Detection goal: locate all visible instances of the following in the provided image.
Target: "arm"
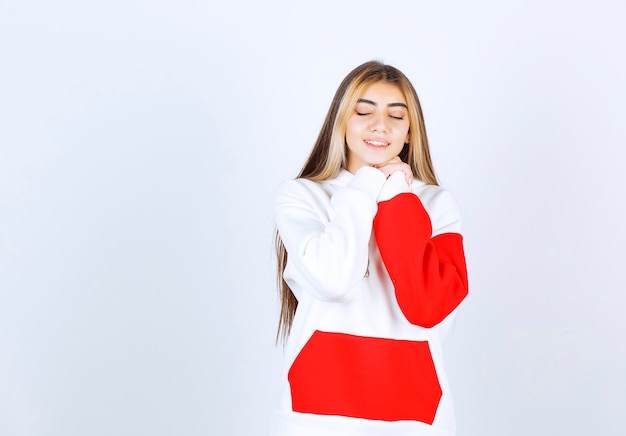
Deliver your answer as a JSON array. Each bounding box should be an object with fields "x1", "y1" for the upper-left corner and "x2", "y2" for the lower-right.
[
  {"x1": 275, "y1": 166, "x2": 386, "y2": 302},
  {"x1": 373, "y1": 189, "x2": 468, "y2": 328}
]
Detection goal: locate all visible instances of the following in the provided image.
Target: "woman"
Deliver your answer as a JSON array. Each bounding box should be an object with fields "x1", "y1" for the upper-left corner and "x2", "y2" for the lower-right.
[{"x1": 272, "y1": 60, "x2": 468, "y2": 436}]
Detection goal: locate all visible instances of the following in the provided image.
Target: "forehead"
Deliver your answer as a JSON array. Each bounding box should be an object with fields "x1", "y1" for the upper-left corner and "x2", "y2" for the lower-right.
[{"x1": 359, "y1": 81, "x2": 407, "y2": 104}]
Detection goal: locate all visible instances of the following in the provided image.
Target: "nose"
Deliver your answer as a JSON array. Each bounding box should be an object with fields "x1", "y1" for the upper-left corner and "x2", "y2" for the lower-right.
[{"x1": 370, "y1": 112, "x2": 388, "y2": 133}]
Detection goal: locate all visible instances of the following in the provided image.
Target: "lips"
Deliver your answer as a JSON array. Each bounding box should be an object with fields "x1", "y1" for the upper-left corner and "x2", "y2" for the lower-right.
[{"x1": 364, "y1": 138, "x2": 390, "y2": 148}]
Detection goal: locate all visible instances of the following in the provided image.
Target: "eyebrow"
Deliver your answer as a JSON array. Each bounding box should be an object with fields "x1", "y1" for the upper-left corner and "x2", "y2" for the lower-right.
[{"x1": 357, "y1": 98, "x2": 408, "y2": 109}]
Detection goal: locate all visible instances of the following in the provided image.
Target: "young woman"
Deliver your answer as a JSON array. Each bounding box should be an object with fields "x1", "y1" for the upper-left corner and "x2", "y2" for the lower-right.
[{"x1": 272, "y1": 61, "x2": 469, "y2": 436}]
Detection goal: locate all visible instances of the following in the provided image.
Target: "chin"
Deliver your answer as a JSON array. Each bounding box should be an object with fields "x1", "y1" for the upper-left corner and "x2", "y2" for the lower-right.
[{"x1": 368, "y1": 154, "x2": 394, "y2": 166}]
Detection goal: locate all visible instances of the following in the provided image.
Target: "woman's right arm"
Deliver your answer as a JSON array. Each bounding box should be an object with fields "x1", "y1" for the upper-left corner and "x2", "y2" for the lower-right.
[{"x1": 274, "y1": 166, "x2": 386, "y2": 302}]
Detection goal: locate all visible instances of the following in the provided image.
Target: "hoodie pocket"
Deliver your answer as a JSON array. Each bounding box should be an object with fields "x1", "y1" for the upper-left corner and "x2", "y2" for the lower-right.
[{"x1": 288, "y1": 330, "x2": 442, "y2": 424}]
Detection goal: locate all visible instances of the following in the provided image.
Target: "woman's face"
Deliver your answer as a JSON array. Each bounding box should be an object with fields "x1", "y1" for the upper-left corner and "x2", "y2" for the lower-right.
[{"x1": 345, "y1": 81, "x2": 410, "y2": 173}]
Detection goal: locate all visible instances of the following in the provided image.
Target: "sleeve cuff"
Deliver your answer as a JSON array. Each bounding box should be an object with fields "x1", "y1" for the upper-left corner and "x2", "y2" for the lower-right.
[
  {"x1": 377, "y1": 171, "x2": 411, "y2": 202},
  {"x1": 347, "y1": 166, "x2": 387, "y2": 201}
]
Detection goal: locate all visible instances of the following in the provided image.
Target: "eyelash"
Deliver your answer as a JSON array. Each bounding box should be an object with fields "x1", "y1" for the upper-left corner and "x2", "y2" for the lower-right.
[{"x1": 356, "y1": 111, "x2": 404, "y2": 120}]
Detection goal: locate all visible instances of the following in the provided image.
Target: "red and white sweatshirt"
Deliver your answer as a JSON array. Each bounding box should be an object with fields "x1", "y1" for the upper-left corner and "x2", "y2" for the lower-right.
[{"x1": 272, "y1": 166, "x2": 468, "y2": 436}]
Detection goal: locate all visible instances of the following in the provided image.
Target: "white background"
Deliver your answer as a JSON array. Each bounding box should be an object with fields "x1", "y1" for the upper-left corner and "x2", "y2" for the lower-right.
[{"x1": 1, "y1": 1, "x2": 625, "y2": 435}]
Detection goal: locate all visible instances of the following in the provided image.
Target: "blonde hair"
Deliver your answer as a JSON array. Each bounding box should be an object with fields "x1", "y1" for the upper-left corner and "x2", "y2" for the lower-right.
[{"x1": 275, "y1": 60, "x2": 438, "y2": 342}]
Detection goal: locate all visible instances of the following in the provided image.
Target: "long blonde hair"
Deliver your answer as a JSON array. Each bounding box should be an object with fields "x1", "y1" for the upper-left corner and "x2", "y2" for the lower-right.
[{"x1": 275, "y1": 60, "x2": 438, "y2": 342}]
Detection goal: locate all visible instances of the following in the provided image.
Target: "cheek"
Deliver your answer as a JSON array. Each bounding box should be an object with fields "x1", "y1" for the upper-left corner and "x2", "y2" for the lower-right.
[
  {"x1": 345, "y1": 120, "x2": 364, "y2": 142},
  {"x1": 395, "y1": 125, "x2": 410, "y2": 143},
  {"x1": 345, "y1": 136, "x2": 360, "y2": 152},
  {"x1": 346, "y1": 118, "x2": 363, "y2": 133}
]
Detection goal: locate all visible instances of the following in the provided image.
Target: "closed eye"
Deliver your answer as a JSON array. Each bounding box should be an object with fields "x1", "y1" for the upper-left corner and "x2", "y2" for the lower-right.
[{"x1": 390, "y1": 115, "x2": 405, "y2": 120}]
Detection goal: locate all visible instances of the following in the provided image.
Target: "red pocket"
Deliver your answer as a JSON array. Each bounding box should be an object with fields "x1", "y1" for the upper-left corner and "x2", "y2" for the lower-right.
[{"x1": 288, "y1": 331, "x2": 442, "y2": 424}]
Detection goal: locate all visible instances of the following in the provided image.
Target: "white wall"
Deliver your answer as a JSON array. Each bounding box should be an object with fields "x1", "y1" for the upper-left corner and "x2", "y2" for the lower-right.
[{"x1": 1, "y1": 1, "x2": 624, "y2": 435}]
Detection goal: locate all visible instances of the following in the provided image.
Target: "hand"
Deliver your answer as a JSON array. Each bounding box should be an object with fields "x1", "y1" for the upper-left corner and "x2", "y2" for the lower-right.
[{"x1": 373, "y1": 157, "x2": 413, "y2": 187}]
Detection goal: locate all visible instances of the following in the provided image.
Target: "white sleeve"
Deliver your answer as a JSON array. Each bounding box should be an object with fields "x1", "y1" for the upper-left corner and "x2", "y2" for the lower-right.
[{"x1": 274, "y1": 166, "x2": 386, "y2": 302}]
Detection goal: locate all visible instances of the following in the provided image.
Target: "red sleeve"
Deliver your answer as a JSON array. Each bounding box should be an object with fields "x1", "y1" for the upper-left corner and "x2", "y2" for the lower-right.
[{"x1": 373, "y1": 192, "x2": 468, "y2": 328}]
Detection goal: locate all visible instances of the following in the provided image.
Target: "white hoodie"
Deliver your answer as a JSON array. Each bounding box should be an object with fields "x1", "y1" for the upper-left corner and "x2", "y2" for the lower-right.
[{"x1": 272, "y1": 166, "x2": 468, "y2": 436}]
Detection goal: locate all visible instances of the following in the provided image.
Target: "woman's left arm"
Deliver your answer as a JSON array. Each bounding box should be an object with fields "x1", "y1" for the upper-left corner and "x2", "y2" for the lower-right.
[{"x1": 373, "y1": 188, "x2": 469, "y2": 328}]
